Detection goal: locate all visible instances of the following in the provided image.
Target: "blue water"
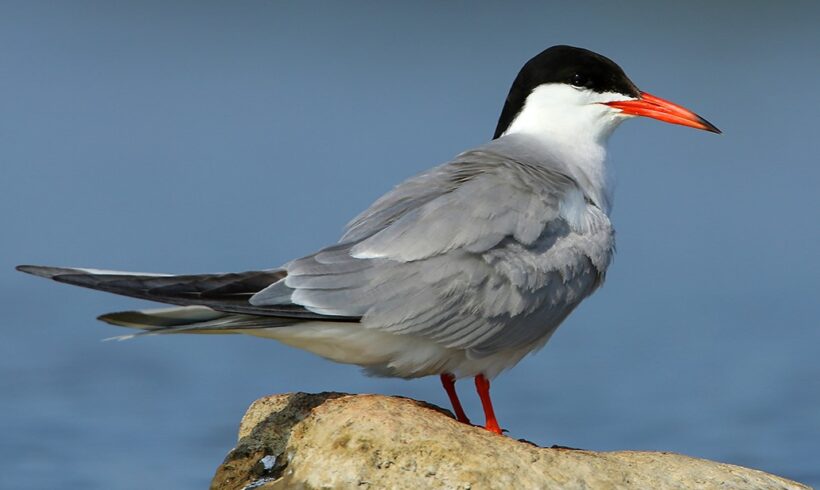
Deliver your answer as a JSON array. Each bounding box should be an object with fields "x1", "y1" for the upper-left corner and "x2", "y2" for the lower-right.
[{"x1": 2, "y1": 2, "x2": 818, "y2": 488}]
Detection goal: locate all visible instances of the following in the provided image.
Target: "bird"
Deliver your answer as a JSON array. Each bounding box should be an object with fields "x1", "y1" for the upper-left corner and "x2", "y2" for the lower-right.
[{"x1": 17, "y1": 45, "x2": 719, "y2": 435}]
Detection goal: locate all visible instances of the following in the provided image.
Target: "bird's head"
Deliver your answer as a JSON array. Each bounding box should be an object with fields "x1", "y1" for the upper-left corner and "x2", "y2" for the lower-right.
[{"x1": 494, "y1": 45, "x2": 720, "y2": 143}]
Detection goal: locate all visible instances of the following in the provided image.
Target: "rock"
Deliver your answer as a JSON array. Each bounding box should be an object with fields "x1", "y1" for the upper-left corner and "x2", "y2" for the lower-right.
[{"x1": 211, "y1": 392, "x2": 809, "y2": 490}]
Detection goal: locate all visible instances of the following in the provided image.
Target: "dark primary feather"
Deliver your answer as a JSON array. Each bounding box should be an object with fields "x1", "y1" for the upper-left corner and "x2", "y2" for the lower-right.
[{"x1": 15, "y1": 265, "x2": 359, "y2": 322}]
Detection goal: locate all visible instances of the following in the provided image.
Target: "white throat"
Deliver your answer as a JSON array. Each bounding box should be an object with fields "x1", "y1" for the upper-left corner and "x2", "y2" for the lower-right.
[{"x1": 501, "y1": 84, "x2": 634, "y2": 213}]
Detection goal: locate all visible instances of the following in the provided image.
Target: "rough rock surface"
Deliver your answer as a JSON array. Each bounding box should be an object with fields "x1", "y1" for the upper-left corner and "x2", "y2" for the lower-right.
[{"x1": 210, "y1": 392, "x2": 809, "y2": 490}]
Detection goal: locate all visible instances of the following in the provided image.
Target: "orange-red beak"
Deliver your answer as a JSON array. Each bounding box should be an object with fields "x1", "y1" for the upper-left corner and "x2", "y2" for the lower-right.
[{"x1": 606, "y1": 92, "x2": 721, "y2": 134}]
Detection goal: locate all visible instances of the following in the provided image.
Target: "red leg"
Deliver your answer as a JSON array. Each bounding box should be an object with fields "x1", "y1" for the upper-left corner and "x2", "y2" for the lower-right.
[
  {"x1": 440, "y1": 373, "x2": 471, "y2": 424},
  {"x1": 475, "y1": 374, "x2": 502, "y2": 434}
]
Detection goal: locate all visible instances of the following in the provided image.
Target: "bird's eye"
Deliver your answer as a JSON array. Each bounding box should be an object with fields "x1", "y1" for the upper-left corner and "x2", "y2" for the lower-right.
[{"x1": 570, "y1": 73, "x2": 590, "y2": 88}]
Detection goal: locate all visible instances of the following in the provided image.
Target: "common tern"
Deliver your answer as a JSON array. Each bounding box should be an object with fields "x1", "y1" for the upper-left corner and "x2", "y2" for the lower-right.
[{"x1": 18, "y1": 45, "x2": 719, "y2": 434}]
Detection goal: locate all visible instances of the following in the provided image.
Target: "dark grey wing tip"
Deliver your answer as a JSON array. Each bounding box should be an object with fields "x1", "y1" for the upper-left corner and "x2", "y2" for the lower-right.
[
  {"x1": 16, "y1": 264, "x2": 70, "y2": 279},
  {"x1": 96, "y1": 311, "x2": 163, "y2": 329},
  {"x1": 97, "y1": 312, "x2": 121, "y2": 325}
]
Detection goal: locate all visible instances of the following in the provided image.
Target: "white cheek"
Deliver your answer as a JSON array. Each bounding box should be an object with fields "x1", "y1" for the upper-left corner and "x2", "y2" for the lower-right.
[{"x1": 503, "y1": 84, "x2": 635, "y2": 141}]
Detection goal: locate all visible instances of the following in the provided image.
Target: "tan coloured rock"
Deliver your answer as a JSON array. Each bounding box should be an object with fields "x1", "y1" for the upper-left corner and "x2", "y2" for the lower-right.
[{"x1": 210, "y1": 392, "x2": 809, "y2": 490}]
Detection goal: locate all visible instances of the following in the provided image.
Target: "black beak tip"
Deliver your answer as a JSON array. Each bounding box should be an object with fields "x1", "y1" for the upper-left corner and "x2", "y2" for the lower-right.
[{"x1": 699, "y1": 115, "x2": 722, "y2": 134}]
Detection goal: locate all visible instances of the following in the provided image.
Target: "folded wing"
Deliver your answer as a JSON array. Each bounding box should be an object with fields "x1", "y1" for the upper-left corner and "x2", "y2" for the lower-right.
[{"x1": 252, "y1": 143, "x2": 613, "y2": 356}]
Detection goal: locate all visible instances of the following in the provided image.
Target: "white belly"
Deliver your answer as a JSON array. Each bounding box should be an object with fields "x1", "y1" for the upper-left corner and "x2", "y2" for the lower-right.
[{"x1": 244, "y1": 321, "x2": 553, "y2": 380}]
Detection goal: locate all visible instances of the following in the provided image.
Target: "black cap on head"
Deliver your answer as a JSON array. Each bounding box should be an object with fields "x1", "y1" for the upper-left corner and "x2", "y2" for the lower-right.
[{"x1": 493, "y1": 45, "x2": 640, "y2": 139}]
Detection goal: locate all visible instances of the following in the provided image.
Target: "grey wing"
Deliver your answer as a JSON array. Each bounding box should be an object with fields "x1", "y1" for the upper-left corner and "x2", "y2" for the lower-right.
[{"x1": 252, "y1": 145, "x2": 614, "y2": 356}]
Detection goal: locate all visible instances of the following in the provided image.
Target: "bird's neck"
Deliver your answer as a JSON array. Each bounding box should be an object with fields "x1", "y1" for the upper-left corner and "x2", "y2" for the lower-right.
[
  {"x1": 496, "y1": 85, "x2": 630, "y2": 213},
  {"x1": 500, "y1": 128, "x2": 615, "y2": 214}
]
